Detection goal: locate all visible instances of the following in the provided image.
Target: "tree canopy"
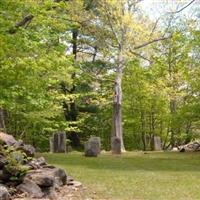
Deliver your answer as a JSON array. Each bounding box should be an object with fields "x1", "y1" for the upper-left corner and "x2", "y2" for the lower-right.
[{"x1": 0, "y1": 0, "x2": 199, "y2": 151}]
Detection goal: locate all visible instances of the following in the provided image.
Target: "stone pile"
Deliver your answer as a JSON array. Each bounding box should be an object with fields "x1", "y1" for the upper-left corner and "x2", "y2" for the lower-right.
[
  {"x1": 0, "y1": 132, "x2": 81, "y2": 200},
  {"x1": 179, "y1": 140, "x2": 200, "y2": 152}
]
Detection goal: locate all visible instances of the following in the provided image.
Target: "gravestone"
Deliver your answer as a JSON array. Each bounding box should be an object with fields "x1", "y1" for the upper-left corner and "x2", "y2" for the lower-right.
[
  {"x1": 153, "y1": 136, "x2": 162, "y2": 151},
  {"x1": 50, "y1": 132, "x2": 66, "y2": 153},
  {"x1": 84, "y1": 137, "x2": 101, "y2": 157},
  {"x1": 49, "y1": 137, "x2": 53, "y2": 153},
  {"x1": 111, "y1": 137, "x2": 121, "y2": 154}
]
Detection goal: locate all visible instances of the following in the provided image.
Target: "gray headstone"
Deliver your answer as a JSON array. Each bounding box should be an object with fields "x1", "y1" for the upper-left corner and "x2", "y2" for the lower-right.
[
  {"x1": 58, "y1": 132, "x2": 66, "y2": 153},
  {"x1": 153, "y1": 136, "x2": 162, "y2": 151},
  {"x1": 84, "y1": 137, "x2": 101, "y2": 157},
  {"x1": 111, "y1": 137, "x2": 121, "y2": 154},
  {"x1": 89, "y1": 137, "x2": 101, "y2": 154},
  {"x1": 53, "y1": 133, "x2": 59, "y2": 152},
  {"x1": 49, "y1": 137, "x2": 53, "y2": 153},
  {"x1": 51, "y1": 132, "x2": 66, "y2": 153}
]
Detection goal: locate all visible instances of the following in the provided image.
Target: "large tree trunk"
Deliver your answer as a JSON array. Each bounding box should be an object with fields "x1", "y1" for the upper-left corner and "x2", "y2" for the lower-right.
[
  {"x1": 61, "y1": 28, "x2": 80, "y2": 147},
  {"x1": 112, "y1": 53, "x2": 125, "y2": 152},
  {"x1": 140, "y1": 111, "x2": 146, "y2": 151},
  {"x1": 168, "y1": 43, "x2": 177, "y2": 148},
  {"x1": 170, "y1": 99, "x2": 176, "y2": 147}
]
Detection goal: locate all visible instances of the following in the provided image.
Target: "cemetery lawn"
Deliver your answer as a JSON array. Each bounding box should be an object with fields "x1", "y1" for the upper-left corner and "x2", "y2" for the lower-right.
[{"x1": 41, "y1": 151, "x2": 200, "y2": 200}]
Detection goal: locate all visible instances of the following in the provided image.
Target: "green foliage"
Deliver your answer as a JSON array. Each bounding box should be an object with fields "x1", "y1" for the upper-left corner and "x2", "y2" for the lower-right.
[
  {"x1": 123, "y1": 24, "x2": 200, "y2": 150},
  {"x1": 0, "y1": 0, "x2": 200, "y2": 151},
  {"x1": 0, "y1": 0, "x2": 74, "y2": 147},
  {"x1": 0, "y1": 145, "x2": 30, "y2": 180}
]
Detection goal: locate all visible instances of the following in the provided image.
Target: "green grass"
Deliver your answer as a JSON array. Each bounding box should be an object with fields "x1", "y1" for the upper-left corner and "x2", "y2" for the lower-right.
[{"x1": 40, "y1": 151, "x2": 200, "y2": 200}]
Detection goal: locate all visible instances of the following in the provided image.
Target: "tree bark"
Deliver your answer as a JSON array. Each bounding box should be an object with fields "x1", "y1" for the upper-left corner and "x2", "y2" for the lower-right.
[
  {"x1": 170, "y1": 99, "x2": 176, "y2": 147},
  {"x1": 140, "y1": 111, "x2": 146, "y2": 151},
  {"x1": 61, "y1": 28, "x2": 80, "y2": 147},
  {"x1": 112, "y1": 51, "x2": 125, "y2": 152}
]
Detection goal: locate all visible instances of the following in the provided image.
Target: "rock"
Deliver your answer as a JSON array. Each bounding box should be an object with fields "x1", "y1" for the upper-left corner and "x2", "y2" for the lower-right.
[
  {"x1": 35, "y1": 157, "x2": 46, "y2": 166},
  {"x1": 172, "y1": 147, "x2": 178, "y2": 151},
  {"x1": 41, "y1": 186, "x2": 56, "y2": 199},
  {"x1": 0, "y1": 132, "x2": 17, "y2": 146},
  {"x1": 67, "y1": 180, "x2": 82, "y2": 187},
  {"x1": 180, "y1": 148, "x2": 185, "y2": 152},
  {"x1": 67, "y1": 176, "x2": 74, "y2": 182},
  {"x1": 111, "y1": 137, "x2": 121, "y2": 154},
  {"x1": 17, "y1": 144, "x2": 35, "y2": 157},
  {"x1": 66, "y1": 176, "x2": 74, "y2": 185},
  {"x1": 25, "y1": 171, "x2": 55, "y2": 187},
  {"x1": 101, "y1": 150, "x2": 106, "y2": 154},
  {"x1": 42, "y1": 165, "x2": 56, "y2": 169},
  {"x1": 0, "y1": 185, "x2": 10, "y2": 200},
  {"x1": 152, "y1": 136, "x2": 162, "y2": 151},
  {"x1": 13, "y1": 140, "x2": 24, "y2": 148},
  {"x1": 17, "y1": 179, "x2": 44, "y2": 198},
  {"x1": 0, "y1": 169, "x2": 11, "y2": 182},
  {"x1": 84, "y1": 137, "x2": 101, "y2": 157},
  {"x1": 0, "y1": 155, "x2": 7, "y2": 169},
  {"x1": 25, "y1": 167, "x2": 67, "y2": 187},
  {"x1": 179, "y1": 140, "x2": 200, "y2": 152},
  {"x1": 28, "y1": 157, "x2": 47, "y2": 169},
  {"x1": 52, "y1": 168, "x2": 67, "y2": 186}
]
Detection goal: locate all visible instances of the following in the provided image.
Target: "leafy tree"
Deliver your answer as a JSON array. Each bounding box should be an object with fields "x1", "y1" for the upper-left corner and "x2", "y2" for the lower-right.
[{"x1": 0, "y1": 0, "x2": 74, "y2": 149}]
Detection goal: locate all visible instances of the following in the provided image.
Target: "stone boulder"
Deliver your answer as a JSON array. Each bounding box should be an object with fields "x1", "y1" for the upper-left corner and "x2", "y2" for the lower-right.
[
  {"x1": 28, "y1": 157, "x2": 47, "y2": 169},
  {"x1": 0, "y1": 133, "x2": 70, "y2": 199},
  {"x1": 0, "y1": 132, "x2": 17, "y2": 146},
  {"x1": 52, "y1": 168, "x2": 67, "y2": 186},
  {"x1": 111, "y1": 137, "x2": 121, "y2": 154},
  {"x1": 0, "y1": 155, "x2": 7, "y2": 169},
  {"x1": 179, "y1": 140, "x2": 200, "y2": 152},
  {"x1": 13, "y1": 140, "x2": 24, "y2": 148},
  {"x1": 17, "y1": 144, "x2": 35, "y2": 157},
  {"x1": 16, "y1": 167, "x2": 67, "y2": 198},
  {"x1": 0, "y1": 185, "x2": 10, "y2": 200},
  {"x1": 25, "y1": 170, "x2": 55, "y2": 187},
  {"x1": 17, "y1": 179, "x2": 44, "y2": 198},
  {"x1": 0, "y1": 132, "x2": 35, "y2": 157},
  {"x1": 25, "y1": 167, "x2": 67, "y2": 187},
  {"x1": 0, "y1": 169, "x2": 12, "y2": 183}
]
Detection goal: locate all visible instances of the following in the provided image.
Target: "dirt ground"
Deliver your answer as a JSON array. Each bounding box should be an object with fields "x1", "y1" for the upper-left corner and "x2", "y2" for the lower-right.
[{"x1": 13, "y1": 185, "x2": 99, "y2": 200}]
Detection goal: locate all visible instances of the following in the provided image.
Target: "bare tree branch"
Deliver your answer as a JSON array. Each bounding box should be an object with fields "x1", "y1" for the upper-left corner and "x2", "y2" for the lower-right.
[
  {"x1": 9, "y1": 14, "x2": 34, "y2": 34},
  {"x1": 103, "y1": 3, "x2": 120, "y2": 46},
  {"x1": 134, "y1": 36, "x2": 171, "y2": 50},
  {"x1": 169, "y1": 0, "x2": 195, "y2": 14},
  {"x1": 15, "y1": 14, "x2": 34, "y2": 28},
  {"x1": 130, "y1": 51, "x2": 153, "y2": 63},
  {"x1": 149, "y1": 17, "x2": 160, "y2": 38}
]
